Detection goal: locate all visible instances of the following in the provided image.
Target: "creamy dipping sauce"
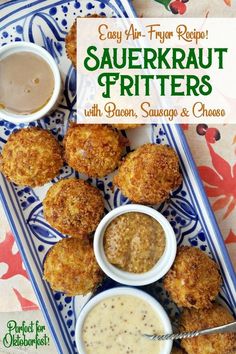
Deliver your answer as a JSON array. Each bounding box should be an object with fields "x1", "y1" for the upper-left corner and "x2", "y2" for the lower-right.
[
  {"x1": 0, "y1": 52, "x2": 54, "y2": 115},
  {"x1": 82, "y1": 295, "x2": 164, "y2": 354},
  {"x1": 104, "y1": 212, "x2": 166, "y2": 273}
]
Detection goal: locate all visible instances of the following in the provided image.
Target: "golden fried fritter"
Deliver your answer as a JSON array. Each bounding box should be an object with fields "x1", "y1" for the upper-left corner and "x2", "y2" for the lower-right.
[
  {"x1": 112, "y1": 124, "x2": 141, "y2": 130},
  {"x1": 64, "y1": 124, "x2": 126, "y2": 177},
  {"x1": 171, "y1": 347, "x2": 186, "y2": 354},
  {"x1": 113, "y1": 143, "x2": 182, "y2": 205},
  {"x1": 65, "y1": 19, "x2": 77, "y2": 67},
  {"x1": 43, "y1": 237, "x2": 102, "y2": 295},
  {"x1": 164, "y1": 246, "x2": 221, "y2": 309},
  {"x1": 43, "y1": 178, "x2": 104, "y2": 238},
  {"x1": 65, "y1": 15, "x2": 102, "y2": 68},
  {"x1": 0, "y1": 127, "x2": 63, "y2": 187},
  {"x1": 180, "y1": 303, "x2": 236, "y2": 354}
]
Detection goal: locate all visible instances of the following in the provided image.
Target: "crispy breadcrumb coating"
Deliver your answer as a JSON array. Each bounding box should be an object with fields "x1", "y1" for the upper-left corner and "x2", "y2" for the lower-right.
[
  {"x1": 43, "y1": 178, "x2": 104, "y2": 238},
  {"x1": 113, "y1": 143, "x2": 182, "y2": 205},
  {"x1": 43, "y1": 237, "x2": 103, "y2": 295},
  {"x1": 64, "y1": 124, "x2": 126, "y2": 177},
  {"x1": 111, "y1": 124, "x2": 141, "y2": 130},
  {"x1": 65, "y1": 20, "x2": 77, "y2": 67},
  {"x1": 0, "y1": 127, "x2": 63, "y2": 187},
  {"x1": 180, "y1": 303, "x2": 236, "y2": 354},
  {"x1": 164, "y1": 246, "x2": 221, "y2": 309},
  {"x1": 65, "y1": 15, "x2": 102, "y2": 68}
]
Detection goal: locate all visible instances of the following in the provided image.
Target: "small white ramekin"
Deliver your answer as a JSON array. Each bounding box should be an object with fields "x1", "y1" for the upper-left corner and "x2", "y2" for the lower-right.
[
  {"x1": 94, "y1": 204, "x2": 177, "y2": 286},
  {"x1": 75, "y1": 287, "x2": 173, "y2": 354},
  {"x1": 0, "y1": 42, "x2": 62, "y2": 123}
]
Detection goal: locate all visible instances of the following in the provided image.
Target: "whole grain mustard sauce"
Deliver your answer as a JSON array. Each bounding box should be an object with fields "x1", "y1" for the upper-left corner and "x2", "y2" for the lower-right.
[
  {"x1": 0, "y1": 52, "x2": 54, "y2": 115},
  {"x1": 104, "y1": 212, "x2": 166, "y2": 273},
  {"x1": 82, "y1": 295, "x2": 164, "y2": 354}
]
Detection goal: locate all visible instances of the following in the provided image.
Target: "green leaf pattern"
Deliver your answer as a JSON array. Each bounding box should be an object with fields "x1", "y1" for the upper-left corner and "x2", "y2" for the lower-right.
[{"x1": 154, "y1": 0, "x2": 171, "y2": 10}]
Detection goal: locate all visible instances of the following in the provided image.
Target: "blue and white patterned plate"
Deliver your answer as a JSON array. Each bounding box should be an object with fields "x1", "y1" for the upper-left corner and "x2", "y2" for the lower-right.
[{"x1": 0, "y1": 1, "x2": 235, "y2": 353}]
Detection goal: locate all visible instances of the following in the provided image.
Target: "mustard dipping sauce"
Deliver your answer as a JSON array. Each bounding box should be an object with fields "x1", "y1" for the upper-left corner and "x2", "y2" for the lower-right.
[
  {"x1": 82, "y1": 295, "x2": 164, "y2": 354},
  {"x1": 0, "y1": 52, "x2": 54, "y2": 115},
  {"x1": 104, "y1": 212, "x2": 166, "y2": 273}
]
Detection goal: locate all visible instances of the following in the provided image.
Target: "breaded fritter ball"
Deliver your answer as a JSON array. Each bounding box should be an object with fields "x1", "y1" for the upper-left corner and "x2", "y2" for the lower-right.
[
  {"x1": 180, "y1": 303, "x2": 236, "y2": 354},
  {"x1": 44, "y1": 237, "x2": 102, "y2": 295},
  {"x1": 0, "y1": 127, "x2": 63, "y2": 187},
  {"x1": 65, "y1": 15, "x2": 101, "y2": 68},
  {"x1": 43, "y1": 178, "x2": 104, "y2": 238},
  {"x1": 64, "y1": 124, "x2": 125, "y2": 177},
  {"x1": 112, "y1": 124, "x2": 141, "y2": 130},
  {"x1": 113, "y1": 143, "x2": 182, "y2": 205},
  {"x1": 164, "y1": 246, "x2": 221, "y2": 309}
]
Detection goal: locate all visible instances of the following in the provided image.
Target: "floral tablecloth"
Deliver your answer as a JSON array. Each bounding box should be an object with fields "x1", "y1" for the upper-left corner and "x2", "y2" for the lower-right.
[{"x1": 0, "y1": 0, "x2": 236, "y2": 312}]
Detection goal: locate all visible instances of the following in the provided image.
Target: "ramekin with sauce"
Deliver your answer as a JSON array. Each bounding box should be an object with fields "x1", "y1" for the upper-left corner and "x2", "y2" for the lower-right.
[
  {"x1": 0, "y1": 42, "x2": 62, "y2": 123},
  {"x1": 75, "y1": 287, "x2": 173, "y2": 354},
  {"x1": 94, "y1": 204, "x2": 177, "y2": 286}
]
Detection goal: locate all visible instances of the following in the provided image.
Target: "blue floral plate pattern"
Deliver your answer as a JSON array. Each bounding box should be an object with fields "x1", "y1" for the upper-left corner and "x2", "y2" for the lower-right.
[{"x1": 0, "y1": 1, "x2": 235, "y2": 353}]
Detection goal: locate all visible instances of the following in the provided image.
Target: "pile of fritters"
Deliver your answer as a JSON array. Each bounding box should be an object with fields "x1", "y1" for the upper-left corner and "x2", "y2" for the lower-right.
[
  {"x1": 0, "y1": 122, "x2": 183, "y2": 297},
  {"x1": 65, "y1": 18, "x2": 235, "y2": 354},
  {"x1": 164, "y1": 246, "x2": 236, "y2": 354}
]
